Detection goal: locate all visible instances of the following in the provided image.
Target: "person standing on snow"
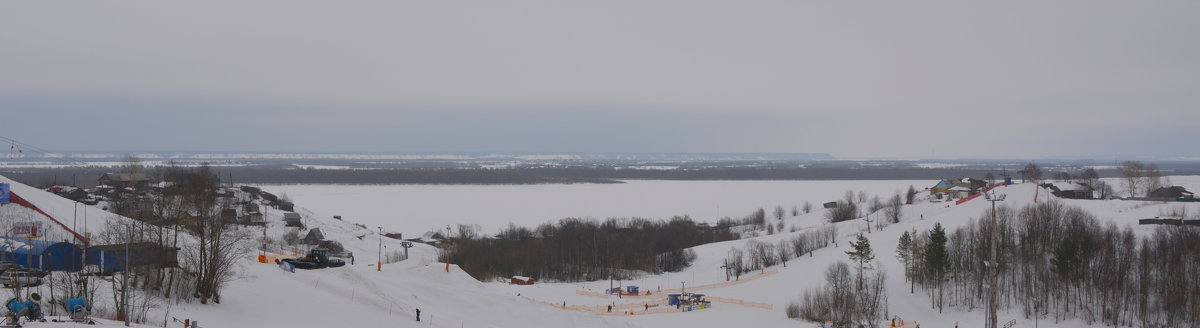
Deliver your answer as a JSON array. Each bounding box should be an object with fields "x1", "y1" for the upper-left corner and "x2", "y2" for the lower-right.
[{"x1": 415, "y1": 308, "x2": 421, "y2": 322}]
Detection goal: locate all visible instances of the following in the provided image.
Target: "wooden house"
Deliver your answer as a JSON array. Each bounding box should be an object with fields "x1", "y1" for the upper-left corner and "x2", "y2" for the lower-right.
[
  {"x1": 1044, "y1": 182, "x2": 1095, "y2": 199},
  {"x1": 283, "y1": 212, "x2": 304, "y2": 228},
  {"x1": 98, "y1": 173, "x2": 149, "y2": 188},
  {"x1": 1150, "y1": 186, "x2": 1195, "y2": 200}
]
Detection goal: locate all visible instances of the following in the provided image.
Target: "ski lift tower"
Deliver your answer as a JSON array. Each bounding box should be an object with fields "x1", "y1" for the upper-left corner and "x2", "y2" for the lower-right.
[{"x1": 984, "y1": 191, "x2": 1006, "y2": 328}]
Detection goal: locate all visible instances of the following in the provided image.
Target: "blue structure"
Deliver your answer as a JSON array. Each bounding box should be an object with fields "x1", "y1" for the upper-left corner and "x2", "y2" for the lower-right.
[
  {"x1": 626, "y1": 285, "x2": 640, "y2": 295},
  {"x1": 86, "y1": 242, "x2": 172, "y2": 272},
  {"x1": 0, "y1": 183, "x2": 10, "y2": 203},
  {"x1": 0, "y1": 237, "x2": 84, "y2": 271},
  {"x1": 667, "y1": 294, "x2": 682, "y2": 305},
  {"x1": 66, "y1": 298, "x2": 87, "y2": 314},
  {"x1": 1005, "y1": 177, "x2": 1013, "y2": 185},
  {"x1": 0, "y1": 238, "x2": 175, "y2": 272}
]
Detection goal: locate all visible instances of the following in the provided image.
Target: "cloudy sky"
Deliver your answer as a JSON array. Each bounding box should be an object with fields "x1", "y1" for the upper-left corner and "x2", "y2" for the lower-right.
[{"x1": 2, "y1": 1, "x2": 1197, "y2": 159}]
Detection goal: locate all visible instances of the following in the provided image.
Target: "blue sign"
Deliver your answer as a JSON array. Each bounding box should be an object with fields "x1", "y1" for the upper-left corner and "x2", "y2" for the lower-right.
[
  {"x1": 279, "y1": 260, "x2": 295, "y2": 273},
  {"x1": 0, "y1": 183, "x2": 10, "y2": 203}
]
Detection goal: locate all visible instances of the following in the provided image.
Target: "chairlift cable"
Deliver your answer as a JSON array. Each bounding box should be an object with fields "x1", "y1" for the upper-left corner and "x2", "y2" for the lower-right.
[{"x1": 0, "y1": 135, "x2": 90, "y2": 166}]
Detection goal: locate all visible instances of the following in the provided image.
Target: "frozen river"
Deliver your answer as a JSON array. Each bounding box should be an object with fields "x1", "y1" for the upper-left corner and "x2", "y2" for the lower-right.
[{"x1": 259, "y1": 179, "x2": 931, "y2": 237}]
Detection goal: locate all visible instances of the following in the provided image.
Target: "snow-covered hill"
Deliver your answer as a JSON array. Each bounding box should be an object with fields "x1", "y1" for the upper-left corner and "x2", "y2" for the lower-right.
[{"x1": 6, "y1": 175, "x2": 1199, "y2": 328}]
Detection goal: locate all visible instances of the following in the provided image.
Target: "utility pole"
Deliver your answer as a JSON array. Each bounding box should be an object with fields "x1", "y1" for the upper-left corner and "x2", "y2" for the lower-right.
[
  {"x1": 721, "y1": 259, "x2": 730, "y2": 281},
  {"x1": 985, "y1": 191, "x2": 1005, "y2": 328},
  {"x1": 377, "y1": 227, "x2": 383, "y2": 271},
  {"x1": 124, "y1": 222, "x2": 131, "y2": 327}
]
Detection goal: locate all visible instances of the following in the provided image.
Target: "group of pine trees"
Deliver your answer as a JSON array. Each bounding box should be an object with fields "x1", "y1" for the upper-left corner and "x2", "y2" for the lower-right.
[{"x1": 897, "y1": 201, "x2": 1200, "y2": 326}]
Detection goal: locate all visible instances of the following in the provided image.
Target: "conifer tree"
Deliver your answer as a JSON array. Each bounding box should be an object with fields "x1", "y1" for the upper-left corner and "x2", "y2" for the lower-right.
[
  {"x1": 846, "y1": 234, "x2": 875, "y2": 290},
  {"x1": 896, "y1": 231, "x2": 913, "y2": 283},
  {"x1": 925, "y1": 223, "x2": 949, "y2": 312}
]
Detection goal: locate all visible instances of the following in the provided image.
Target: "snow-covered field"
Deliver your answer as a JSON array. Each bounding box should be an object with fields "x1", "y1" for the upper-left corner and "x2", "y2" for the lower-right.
[{"x1": 258, "y1": 180, "x2": 931, "y2": 237}]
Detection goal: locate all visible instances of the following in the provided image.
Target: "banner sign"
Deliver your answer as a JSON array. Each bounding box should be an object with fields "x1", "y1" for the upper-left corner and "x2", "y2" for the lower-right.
[
  {"x1": 0, "y1": 183, "x2": 9, "y2": 203},
  {"x1": 11, "y1": 221, "x2": 43, "y2": 238},
  {"x1": 278, "y1": 260, "x2": 295, "y2": 273}
]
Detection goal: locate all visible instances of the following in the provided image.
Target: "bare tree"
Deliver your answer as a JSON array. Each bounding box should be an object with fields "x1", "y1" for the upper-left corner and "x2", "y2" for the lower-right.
[
  {"x1": 1020, "y1": 162, "x2": 1043, "y2": 183},
  {"x1": 1055, "y1": 171, "x2": 1072, "y2": 181},
  {"x1": 1119, "y1": 161, "x2": 1146, "y2": 197},
  {"x1": 776, "y1": 240, "x2": 792, "y2": 267},
  {"x1": 1080, "y1": 168, "x2": 1100, "y2": 188},
  {"x1": 795, "y1": 261, "x2": 888, "y2": 327},
  {"x1": 885, "y1": 193, "x2": 903, "y2": 223},
  {"x1": 869, "y1": 196, "x2": 883, "y2": 213},
  {"x1": 121, "y1": 154, "x2": 145, "y2": 176},
  {"x1": 727, "y1": 248, "x2": 746, "y2": 278},
  {"x1": 825, "y1": 193, "x2": 860, "y2": 223},
  {"x1": 1144, "y1": 163, "x2": 1164, "y2": 197}
]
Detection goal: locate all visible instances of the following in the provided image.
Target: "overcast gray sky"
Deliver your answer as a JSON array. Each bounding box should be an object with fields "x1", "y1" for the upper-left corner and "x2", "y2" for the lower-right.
[{"x1": 2, "y1": 0, "x2": 1197, "y2": 159}]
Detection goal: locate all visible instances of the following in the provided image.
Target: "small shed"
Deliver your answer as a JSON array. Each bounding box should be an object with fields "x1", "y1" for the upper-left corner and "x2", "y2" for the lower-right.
[
  {"x1": 1150, "y1": 186, "x2": 1195, "y2": 200},
  {"x1": 50, "y1": 186, "x2": 87, "y2": 201},
  {"x1": 948, "y1": 186, "x2": 972, "y2": 199},
  {"x1": 511, "y1": 276, "x2": 535, "y2": 285},
  {"x1": 822, "y1": 201, "x2": 837, "y2": 209},
  {"x1": 283, "y1": 212, "x2": 304, "y2": 227},
  {"x1": 220, "y1": 208, "x2": 239, "y2": 223},
  {"x1": 303, "y1": 228, "x2": 325, "y2": 245},
  {"x1": 1044, "y1": 182, "x2": 1094, "y2": 199},
  {"x1": 626, "y1": 285, "x2": 640, "y2": 295},
  {"x1": 241, "y1": 211, "x2": 264, "y2": 223},
  {"x1": 98, "y1": 173, "x2": 149, "y2": 188}
]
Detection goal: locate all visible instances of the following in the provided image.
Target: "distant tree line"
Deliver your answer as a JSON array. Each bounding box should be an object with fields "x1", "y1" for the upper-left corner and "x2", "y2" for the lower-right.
[
  {"x1": 520, "y1": 167, "x2": 1066, "y2": 181},
  {"x1": 439, "y1": 215, "x2": 738, "y2": 282},
  {"x1": 897, "y1": 201, "x2": 1200, "y2": 327},
  {"x1": 2, "y1": 166, "x2": 621, "y2": 188},
  {"x1": 16, "y1": 164, "x2": 1200, "y2": 187}
]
